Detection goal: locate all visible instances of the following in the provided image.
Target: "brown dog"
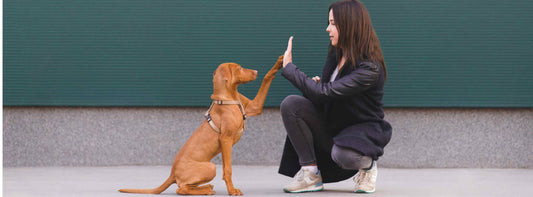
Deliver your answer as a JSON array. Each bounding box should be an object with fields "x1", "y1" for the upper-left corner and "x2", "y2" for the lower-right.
[{"x1": 119, "y1": 56, "x2": 283, "y2": 195}]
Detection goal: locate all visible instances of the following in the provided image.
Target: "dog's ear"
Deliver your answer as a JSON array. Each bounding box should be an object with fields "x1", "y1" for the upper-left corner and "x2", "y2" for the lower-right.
[
  {"x1": 223, "y1": 64, "x2": 233, "y2": 84},
  {"x1": 213, "y1": 64, "x2": 232, "y2": 85}
]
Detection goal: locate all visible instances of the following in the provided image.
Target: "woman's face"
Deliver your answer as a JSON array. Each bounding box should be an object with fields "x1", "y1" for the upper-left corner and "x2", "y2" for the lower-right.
[{"x1": 326, "y1": 9, "x2": 339, "y2": 46}]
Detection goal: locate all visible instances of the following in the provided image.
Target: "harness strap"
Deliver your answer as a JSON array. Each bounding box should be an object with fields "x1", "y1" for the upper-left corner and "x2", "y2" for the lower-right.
[
  {"x1": 213, "y1": 100, "x2": 240, "y2": 105},
  {"x1": 204, "y1": 100, "x2": 246, "y2": 134}
]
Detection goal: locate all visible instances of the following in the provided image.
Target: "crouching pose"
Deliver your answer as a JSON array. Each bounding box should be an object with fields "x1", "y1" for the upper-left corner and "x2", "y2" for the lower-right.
[{"x1": 278, "y1": 0, "x2": 392, "y2": 194}]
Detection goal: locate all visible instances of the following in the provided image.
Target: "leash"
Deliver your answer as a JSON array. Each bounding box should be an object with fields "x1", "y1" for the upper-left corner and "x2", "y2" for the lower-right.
[{"x1": 204, "y1": 100, "x2": 246, "y2": 134}]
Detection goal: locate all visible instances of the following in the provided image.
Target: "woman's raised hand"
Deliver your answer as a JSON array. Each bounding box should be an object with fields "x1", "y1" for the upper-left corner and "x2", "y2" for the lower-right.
[{"x1": 283, "y1": 36, "x2": 293, "y2": 68}]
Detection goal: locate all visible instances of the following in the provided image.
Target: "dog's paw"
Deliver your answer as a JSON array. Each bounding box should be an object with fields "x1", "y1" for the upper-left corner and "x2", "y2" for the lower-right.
[
  {"x1": 228, "y1": 188, "x2": 243, "y2": 196},
  {"x1": 275, "y1": 55, "x2": 284, "y2": 68},
  {"x1": 265, "y1": 55, "x2": 284, "y2": 79}
]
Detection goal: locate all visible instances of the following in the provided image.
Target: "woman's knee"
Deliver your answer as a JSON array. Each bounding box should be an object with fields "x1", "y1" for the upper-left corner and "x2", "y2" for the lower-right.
[
  {"x1": 331, "y1": 145, "x2": 372, "y2": 170},
  {"x1": 280, "y1": 95, "x2": 309, "y2": 115}
]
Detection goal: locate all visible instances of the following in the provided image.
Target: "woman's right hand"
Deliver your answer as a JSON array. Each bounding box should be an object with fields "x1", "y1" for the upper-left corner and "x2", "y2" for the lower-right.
[{"x1": 283, "y1": 36, "x2": 293, "y2": 68}]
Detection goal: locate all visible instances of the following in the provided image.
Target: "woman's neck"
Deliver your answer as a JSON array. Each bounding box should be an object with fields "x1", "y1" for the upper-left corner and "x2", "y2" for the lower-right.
[{"x1": 338, "y1": 56, "x2": 347, "y2": 70}]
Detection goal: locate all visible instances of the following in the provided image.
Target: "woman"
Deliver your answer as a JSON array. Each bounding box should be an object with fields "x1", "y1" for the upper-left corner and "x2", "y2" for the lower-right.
[{"x1": 278, "y1": 0, "x2": 392, "y2": 193}]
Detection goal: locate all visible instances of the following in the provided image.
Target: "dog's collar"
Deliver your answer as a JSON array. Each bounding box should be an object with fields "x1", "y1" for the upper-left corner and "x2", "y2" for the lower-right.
[
  {"x1": 204, "y1": 100, "x2": 246, "y2": 134},
  {"x1": 210, "y1": 100, "x2": 246, "y2": 120},
  {"x1": 212, "y1": 100, "x2": 241, "y2": 105}
]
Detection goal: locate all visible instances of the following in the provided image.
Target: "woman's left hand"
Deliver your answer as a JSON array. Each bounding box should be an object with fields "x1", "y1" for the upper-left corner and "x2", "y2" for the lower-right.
[{"x1": 283, "y1": 36, "x2": 293, "y2": 68}]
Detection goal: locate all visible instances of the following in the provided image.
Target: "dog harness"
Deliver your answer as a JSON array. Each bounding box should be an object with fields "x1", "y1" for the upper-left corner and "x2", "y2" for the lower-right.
[{"x1": 204, "y1": 100, "x2": 246, "y2": 134}]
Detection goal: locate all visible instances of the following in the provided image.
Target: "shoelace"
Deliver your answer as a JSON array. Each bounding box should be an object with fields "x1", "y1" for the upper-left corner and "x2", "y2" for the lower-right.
[{"x1": 355, "y1": 170, "x2": 369, "y2": 185}]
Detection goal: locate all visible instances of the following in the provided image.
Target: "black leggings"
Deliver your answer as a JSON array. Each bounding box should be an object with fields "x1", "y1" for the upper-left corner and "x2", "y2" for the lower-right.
[{"x1": 280, "y1": 95, "x2": 372, "y2": 170}]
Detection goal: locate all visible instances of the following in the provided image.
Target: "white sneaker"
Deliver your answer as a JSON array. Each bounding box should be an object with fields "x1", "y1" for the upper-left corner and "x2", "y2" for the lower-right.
[
  {"x1": 354, "y1": 161, "x2": 377, "y2": 193},
  {"x1": 283, "y1": 168, "x2": 324, "y2": 193}
]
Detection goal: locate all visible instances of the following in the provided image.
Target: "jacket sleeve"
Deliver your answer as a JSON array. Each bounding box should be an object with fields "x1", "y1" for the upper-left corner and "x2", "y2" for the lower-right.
[{"x1": 281, "y1": 61, "x2": 380, "y2": 103}]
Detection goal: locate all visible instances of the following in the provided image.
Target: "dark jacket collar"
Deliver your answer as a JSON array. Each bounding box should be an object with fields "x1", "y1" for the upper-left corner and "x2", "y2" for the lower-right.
[{"x1": 321, "y1": 49, "x2": 356, "y2": 82}]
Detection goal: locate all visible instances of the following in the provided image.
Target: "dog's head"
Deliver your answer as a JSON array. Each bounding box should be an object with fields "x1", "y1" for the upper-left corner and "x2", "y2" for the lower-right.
[{"x1": 213, "y1": 63, "x2": 258, "y2": 87}]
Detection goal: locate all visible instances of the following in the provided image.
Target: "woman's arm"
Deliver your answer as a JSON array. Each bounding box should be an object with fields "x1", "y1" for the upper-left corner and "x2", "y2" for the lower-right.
[
  {"x1": 281, "y1": 36, "x2": 379, "y2": 102},
  {"x1": 281, "y1": 61, "x2": 380, "y2": 102}
]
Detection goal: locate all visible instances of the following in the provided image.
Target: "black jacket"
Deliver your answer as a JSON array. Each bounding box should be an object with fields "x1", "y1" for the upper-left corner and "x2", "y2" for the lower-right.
[{"x1": 278, "y1": 52, "x2": 392, "y2": 183}]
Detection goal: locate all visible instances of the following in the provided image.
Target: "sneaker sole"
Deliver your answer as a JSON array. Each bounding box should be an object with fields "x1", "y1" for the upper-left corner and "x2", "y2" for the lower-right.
[
  {"x1": 284, "y1": 185, "x2": 324, "y2": 193},
  {"x1": 355, "y1": 189, "x2": 375, "y2": 193}
]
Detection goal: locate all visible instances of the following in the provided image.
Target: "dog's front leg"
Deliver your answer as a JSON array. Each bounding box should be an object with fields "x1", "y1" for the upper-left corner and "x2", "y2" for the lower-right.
[
  {"x1": 242, "y1": 55, "x2": 284, "y2": 117},
  {"x1": 220, "y1": 136, "x2": 242, "y2": 196}
]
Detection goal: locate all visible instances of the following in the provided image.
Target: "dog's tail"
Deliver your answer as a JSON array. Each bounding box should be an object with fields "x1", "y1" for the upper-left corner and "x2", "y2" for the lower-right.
[{"x1": 118, "y1": 174, "x2": 175, "y2": 194}]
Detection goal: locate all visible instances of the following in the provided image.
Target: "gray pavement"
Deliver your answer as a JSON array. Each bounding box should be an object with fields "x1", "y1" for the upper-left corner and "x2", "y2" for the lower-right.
[{"x1": 4, "y1": 165, "x2": 533, "y2": 197}]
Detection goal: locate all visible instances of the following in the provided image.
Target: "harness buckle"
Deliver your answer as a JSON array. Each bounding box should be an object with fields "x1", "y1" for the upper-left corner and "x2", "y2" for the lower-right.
[{"x1": 205, "y1": 114, "x2": 212, "y2": 122}]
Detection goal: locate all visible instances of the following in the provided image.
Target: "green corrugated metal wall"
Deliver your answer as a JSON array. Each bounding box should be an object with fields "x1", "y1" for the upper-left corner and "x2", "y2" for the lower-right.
[{"x1": 4, "y1": 0, "x2": 533, "y2": 107}]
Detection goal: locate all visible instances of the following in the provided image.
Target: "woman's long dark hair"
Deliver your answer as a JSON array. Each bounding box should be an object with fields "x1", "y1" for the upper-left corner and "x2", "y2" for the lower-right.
[{"x1": 328, "y1": 0, "x2": 387, "y2": 78}]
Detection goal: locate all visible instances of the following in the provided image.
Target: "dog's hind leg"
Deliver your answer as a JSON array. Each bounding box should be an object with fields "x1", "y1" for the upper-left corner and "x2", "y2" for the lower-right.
[
  {"x1": 177, "y1": 184, "x2": 215, "y2": 195},
  {"x1": 176, "y1": 162, "x2": 216, "y2": 195}
]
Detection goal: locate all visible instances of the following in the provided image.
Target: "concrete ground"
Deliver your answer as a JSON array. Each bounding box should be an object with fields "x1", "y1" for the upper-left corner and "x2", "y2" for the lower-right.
[{"x1": 4, "y1": 165, "x2": 533, "y2": 197}]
